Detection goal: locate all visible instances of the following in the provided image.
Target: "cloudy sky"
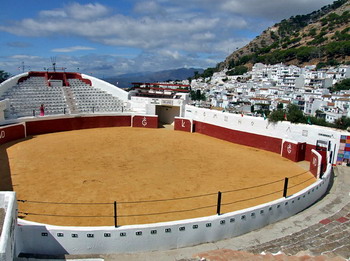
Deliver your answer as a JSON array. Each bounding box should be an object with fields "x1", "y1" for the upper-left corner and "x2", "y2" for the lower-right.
[{"x1": 0, "y1": 0, "x2": 334, "y2": 78}]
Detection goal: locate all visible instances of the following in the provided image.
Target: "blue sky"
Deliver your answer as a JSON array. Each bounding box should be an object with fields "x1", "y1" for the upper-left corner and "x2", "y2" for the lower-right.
[{"x1": 0, "y1": 0, "x2": 334, "y2": 78}]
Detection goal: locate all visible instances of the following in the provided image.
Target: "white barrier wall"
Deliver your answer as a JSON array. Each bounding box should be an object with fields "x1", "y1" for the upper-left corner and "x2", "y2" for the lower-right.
[
  {"x1": 0, "y1": 111, "x2": 335, "y2": 256},
  {"x1": 0, "y1": 192, "x2": 17, "y2": 261},
  {"x1": 0, "y1": 73, "x2": 28, "y2": 98},
  {"x1": 130, "y1": 96, "x2": 186, "y2": 116},
  {"x1": 16, "y1": 165, "x2": 332, "y2": 256},
  {"x1": 0, "y1": 100, "x2": 9, "y2": 122},
  {"x1": 184, "y1": 105, "x2": 348, "y2": 163}
]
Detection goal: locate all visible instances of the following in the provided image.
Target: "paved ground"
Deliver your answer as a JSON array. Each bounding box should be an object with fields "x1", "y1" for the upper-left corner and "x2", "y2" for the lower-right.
[
  {"x1": 0, "y1": 208, "x2": 5, "y2": 236},
  {"x1": 16, "y1": 166, "x2": 350, "y2": 260}
]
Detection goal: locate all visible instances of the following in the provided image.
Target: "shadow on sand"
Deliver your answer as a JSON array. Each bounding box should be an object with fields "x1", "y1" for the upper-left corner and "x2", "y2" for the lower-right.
[
  {"x1": 158, "y1": 122, "x2": 174, "y2": 130},
  {"x1": 0, "y1": 136, "x2": 34, "y2": 191}
]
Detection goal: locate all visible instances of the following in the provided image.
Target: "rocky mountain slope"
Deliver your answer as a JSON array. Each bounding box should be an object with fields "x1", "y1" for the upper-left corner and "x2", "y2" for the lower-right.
[{"x1": 219, "y1": 0, "x2": 350, "y2": 72}]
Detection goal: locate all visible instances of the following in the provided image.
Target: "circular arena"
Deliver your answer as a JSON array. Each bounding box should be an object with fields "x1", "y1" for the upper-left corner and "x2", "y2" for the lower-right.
[
  {"x1": 3, "y1": 126, "x2": 315, "y2": 226},
  {"x1": 0, "y1": 72, "x2": 336, "y2": 257}
]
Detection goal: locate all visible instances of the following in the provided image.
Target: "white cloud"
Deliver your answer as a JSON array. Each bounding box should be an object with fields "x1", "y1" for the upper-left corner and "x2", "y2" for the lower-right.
[
  {"x1": 0, "y1": 2, "x2": 241, "y2": 53},
  {"x1": 134, "y1": 1, "x2": 166, "y2": 15},
  {"x1": 158, "y1": 49, "x2": 181, "y2": 60},
  {"x1": 218, "y1": 0, "x2": 334, "y2": 20},
  {"x1": 0, "y1": 0, "x2": 335, "y2": 76},
  {"x1": 10, "y1": 55, "x2": 41, "y2": 60},
  {"x1": 52, "y1": 46, "x2": 95, "y2": 53},
  {"x1": 65, "y1": 3, "x2": 110, "y2": 20},
  {"x1": 40, "y1": 9, "x2": 67, "y2": 18},
  {"x1": 214, "y1": 38, "x2": 251, "y2": 55},
  {"x1": 192, "y1": 32, "x2": 216, "y2": 41},
  {"x1": 39, "y1": 3, "x2": 109, "y2": 20}
]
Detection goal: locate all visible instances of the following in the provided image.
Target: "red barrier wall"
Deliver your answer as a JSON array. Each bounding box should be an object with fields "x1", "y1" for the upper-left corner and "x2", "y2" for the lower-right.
[
  {"x1": 310, "y1": 150, "x2": 320, "y2": 178},
  {"x1": 132, "y1": 116, "x2": 158, "y2": 128},
  {"x1": 0, "y1": 124, "x2": 26, "y2": 145},
  {"x1": 282, "y1": 141, "x2": 298, "y2": 161},
  {"x1": 305, "y1": 144, "x2": 317, "y2": 162},
  {"x1": 26, "y1": 116, "x2": 131, "y2": 135},
  {"x1": 174, "y1": 118, "x2": 192, "y2": 132},
  {"x1": 193, "y1": 121, "x2": 282, "y2": 153},
  {"x1": 317, "y1": 150, "x2": 328, "y2": 173},
  {"x1": 281, "y1": 141, "x2": 307, "y2": 162},
  {"x1": 297, "y1": 142, "x2": 306, "y2": 161}
]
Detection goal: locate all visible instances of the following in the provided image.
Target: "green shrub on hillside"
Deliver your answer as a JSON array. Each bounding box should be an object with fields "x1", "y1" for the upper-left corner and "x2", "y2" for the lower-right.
[
  {"x1": 226, "y1": 66, "x2": 248, "y2": 76},
  {"x1": 330, "y1": 78, "x2": 350, "y2": 92}
]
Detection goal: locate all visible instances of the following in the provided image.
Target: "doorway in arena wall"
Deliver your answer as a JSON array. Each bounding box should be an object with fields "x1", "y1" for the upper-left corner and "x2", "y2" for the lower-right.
[{"x1": 156, "y1": 105, "x2": 180, "y2": 128}]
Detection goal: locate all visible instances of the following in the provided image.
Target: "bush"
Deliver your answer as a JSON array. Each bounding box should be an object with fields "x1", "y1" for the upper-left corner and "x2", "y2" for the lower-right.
[
  {"x1": 286, "y1": 104, "x2": 307, "y2": 123},
  {"x1": 226, "y1": 66, "x2": 248, "y2": 76},
  {"x1": 190, "y1": 90, "x2": 206, "y2": 101},
  {"x1": 268, "y1": 104, "x2": 306, "y2": 124},
  {"x1": 268, "y1": 109, "x2": 285, "y2": 123},
  {"x1": 330, "y1": 78, "x2": 350, "y2": 92},
  {"x1": 334, "y1": 116, "x2": 350, "y2": 129}
]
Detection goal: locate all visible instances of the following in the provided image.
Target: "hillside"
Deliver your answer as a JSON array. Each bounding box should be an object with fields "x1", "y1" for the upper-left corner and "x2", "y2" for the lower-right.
[{"x1": 217, "y1": 0, "x2": 350, "y2": 73}]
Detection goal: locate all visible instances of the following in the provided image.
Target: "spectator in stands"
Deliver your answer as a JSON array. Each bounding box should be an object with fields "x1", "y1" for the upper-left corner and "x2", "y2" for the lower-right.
[{"x1": 40, "y1": 104, "x2": 45, "y2": 116}]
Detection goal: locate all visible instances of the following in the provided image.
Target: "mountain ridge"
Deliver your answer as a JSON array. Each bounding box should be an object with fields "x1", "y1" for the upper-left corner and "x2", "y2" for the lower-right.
[
  {"x1": 218, "y1": 0, "x2": 350, "y2": 73},
  {"x1": 105, "y1": 68, "x2": 203, "y2": 88}
]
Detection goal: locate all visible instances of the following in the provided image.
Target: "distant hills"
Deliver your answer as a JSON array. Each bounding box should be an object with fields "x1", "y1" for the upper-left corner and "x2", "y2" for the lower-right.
[
  {"x1": 194, "y1": 0, "x2": 350, "y2": 79},
  {"x1": 105, "y1": 68, "x2": 203, "y2": 88}
]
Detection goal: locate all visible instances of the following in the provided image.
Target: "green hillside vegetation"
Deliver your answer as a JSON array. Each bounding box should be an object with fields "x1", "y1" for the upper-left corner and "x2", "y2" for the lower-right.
[
  {"x1": 219, "y1": 0, "x2": 350, "y2": 74},
  {"x1": 268, "y1": 103, "x2": 350, "y2": 130},
  {"x1": 330, "y1": 77, "x2": 350, "y2": 91}
]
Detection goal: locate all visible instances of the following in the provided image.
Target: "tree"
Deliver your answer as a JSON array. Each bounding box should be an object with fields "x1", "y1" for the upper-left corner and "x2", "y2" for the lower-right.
[
  {"x1": 277, "y1": 103, "x2": 284, "y2": 109},
  {"x1": 226, "y1": 66, "x2": 248, "y2": 76},
  {"x1": 268, "y1": 109, "x2": 285, "y2": 123},
  {"x1": 190, "y1": 90, "x2": 206, "y2": 101},
  {"x1": 334, "y1": 116, "x2": 350, "y2": 129},
  {"x1": 0, "y1": 70, "x2": 10, "y2": 83},
  {"x1": 316, "y1": 62, "x2": 327, "y2": 70},
  {"x1": 286, "y1": 104, "x2": 306, "y2": 123},
  {"x1": 330, "y1": 78, "x2": 350, "y2": 92},
  {"x1": 268, "y1": 104, "x2": 306, "y2": 124}
]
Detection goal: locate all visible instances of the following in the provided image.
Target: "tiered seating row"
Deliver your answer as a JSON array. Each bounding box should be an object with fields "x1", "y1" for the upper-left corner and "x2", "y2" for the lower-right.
[
  {"x1": 1, "y1": 75, "x2": 127, "y2": 119},
  {"x1": 68, "y1": 79, "x2": 124, "y2": 113},
  {"x1": 1, "y1": 77, "x2": 68, "y2": 118}
]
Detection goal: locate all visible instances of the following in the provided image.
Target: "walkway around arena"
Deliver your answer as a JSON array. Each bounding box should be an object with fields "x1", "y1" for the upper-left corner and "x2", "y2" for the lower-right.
[{"x1": 15, "y1": 166, "x2": 350, "y2": 261}]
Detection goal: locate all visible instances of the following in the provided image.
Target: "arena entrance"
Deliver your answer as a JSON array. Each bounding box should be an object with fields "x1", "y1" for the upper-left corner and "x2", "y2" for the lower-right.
[{"x1": 156, "y1": 105, "x2": 180, "y2": 125}]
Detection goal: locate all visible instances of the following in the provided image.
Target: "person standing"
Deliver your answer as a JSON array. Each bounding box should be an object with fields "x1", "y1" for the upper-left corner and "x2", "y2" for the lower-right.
[{"x1": 40, "y1": 104, "x2": 45, "y2": 116}]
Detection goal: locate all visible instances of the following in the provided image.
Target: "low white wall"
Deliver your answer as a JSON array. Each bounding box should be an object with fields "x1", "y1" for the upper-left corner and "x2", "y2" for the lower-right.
[
  {"x1": 184, "y1": 105, "x2": 348, "y2": 164},
  {"x1": 0, "y1": 111, "x2": 334, "y2": 256},
  {"x1": 0, "y1": 100, "x2": 9, "y2": 122},
  {"x1": 0, "y1": 192, "x2": 17, "y2": 261},
  {"x1": 130, "y1": 97, "x2": 186, "y2": 116},
  {"x1": 82, "y1": 74, "x2": 129, "y2": 102},
  {"x1": 311, "y1": 149, "x2": 323, "y2": 178},
  {"x1": 0, "y1": 73, "x2": 28, "y2": 98},
  {"x1": 16, "y1": 165, "x2": 332, "y2": 256}
]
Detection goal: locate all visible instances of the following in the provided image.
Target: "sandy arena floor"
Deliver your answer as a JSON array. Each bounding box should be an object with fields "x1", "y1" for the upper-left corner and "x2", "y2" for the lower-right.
[{"x1": 1, "y1": 127, "x2": 316, "y2": 226}]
